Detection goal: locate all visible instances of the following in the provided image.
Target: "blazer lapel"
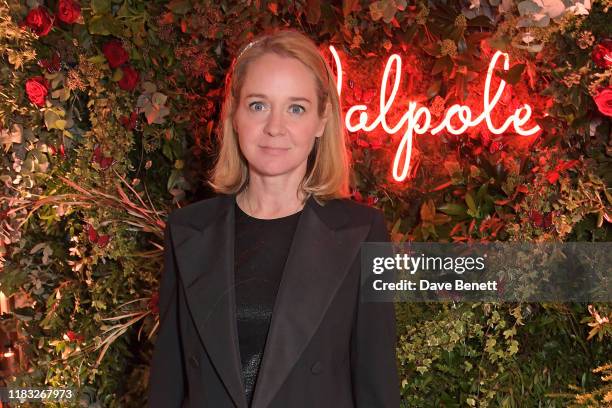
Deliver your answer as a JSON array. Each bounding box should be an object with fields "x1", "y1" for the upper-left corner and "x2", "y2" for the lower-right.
[
  {"x1": 170, "y1": 193, "x2": 371, "y2": 408},
  {"x1": 170, "y1": 194, "x2": 246, "y2": 408}
]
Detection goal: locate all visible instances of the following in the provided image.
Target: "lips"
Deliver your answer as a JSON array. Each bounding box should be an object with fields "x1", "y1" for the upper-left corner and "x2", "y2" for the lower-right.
[{"x1": 260, "y1": 146, "x2": 290, "y2": 155}]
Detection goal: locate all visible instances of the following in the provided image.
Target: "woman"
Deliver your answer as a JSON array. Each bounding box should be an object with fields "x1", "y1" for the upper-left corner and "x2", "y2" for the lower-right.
[{"x1": 148, "y1": 29, "x2": 400, "y2": 408}]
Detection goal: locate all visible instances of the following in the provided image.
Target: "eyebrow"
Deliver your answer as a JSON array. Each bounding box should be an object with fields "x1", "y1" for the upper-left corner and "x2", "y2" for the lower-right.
[{"x1": 244, "y1": 93, "x2": 312, "y2": 104}]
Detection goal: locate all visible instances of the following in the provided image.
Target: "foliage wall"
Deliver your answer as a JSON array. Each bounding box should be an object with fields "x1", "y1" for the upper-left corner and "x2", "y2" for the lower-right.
[{"x1": 0, "y1": 0, "x2": 611, "y2": 406}]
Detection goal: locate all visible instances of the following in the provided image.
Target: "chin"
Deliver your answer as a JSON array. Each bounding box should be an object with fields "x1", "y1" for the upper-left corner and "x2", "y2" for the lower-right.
[{"x1": 249, "y1": 161, "x2": 305, "y2": 178}]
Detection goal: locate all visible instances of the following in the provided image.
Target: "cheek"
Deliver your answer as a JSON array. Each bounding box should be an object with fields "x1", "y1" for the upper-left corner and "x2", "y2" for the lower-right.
[{"x1": 293, "y1": 120, "x2": 321, "y2": 141}]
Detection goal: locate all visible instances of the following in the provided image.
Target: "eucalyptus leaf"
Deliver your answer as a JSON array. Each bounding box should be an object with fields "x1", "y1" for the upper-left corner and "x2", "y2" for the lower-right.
[
  {"x1": 518, "y1": 0, "x2": 541, "y2": 15},
  {"x1": 151, "y1": 92, "x2": 167, "y2": 106}
]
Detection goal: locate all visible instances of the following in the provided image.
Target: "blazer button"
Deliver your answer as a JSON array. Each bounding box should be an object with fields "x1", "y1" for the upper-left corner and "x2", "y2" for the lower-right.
[
  {"x1": 311, "y1": 361, "x2": 323, "y2": 375},
  {"x1": 189, "y1": 355, "x2": 200, "y2": 368}
]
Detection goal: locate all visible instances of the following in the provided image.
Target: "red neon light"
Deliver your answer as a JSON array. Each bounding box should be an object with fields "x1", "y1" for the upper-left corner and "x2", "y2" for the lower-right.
[{"x1": 329, "y1": 46, "x2": 541, "y2": 182}]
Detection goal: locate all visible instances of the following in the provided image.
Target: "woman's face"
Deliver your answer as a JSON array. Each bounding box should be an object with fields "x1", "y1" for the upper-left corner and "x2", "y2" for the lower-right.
[{"x1": 233, "y1": 52, "x2": 329, "y2": 181}]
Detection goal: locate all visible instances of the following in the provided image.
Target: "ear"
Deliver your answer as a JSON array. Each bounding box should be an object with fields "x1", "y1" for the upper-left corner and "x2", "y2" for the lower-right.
[{"x1": 316, "y1": 101, "x2": 331, "y2": 138}]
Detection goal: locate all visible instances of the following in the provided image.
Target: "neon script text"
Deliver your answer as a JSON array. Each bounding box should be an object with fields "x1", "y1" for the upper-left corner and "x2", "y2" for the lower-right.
[{"x1": 329, "y1": 47, "x2": 541, "y2": 182}]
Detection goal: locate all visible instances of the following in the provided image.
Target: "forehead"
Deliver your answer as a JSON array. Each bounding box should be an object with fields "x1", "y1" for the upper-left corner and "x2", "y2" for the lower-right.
[{"x1": 240, "y1": 53, "x2": 319, "y2": 99}]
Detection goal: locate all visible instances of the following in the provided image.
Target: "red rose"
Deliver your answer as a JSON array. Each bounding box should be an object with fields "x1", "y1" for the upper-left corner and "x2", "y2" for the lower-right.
[
  {"x1": 120, "y1": 111, "x2": 138, "y2": 130},
  {"x1": 57, "y1": 0, "x2": 81, "y2": 24},
  {"x1": 65, "y1": 330, "x2": 84, "y2": 343},
  {"x1": 593, "y1": 87, "x2": 612, "y2": 117},
  {"x1": 592, "y1": 39, "x2": 612, "y2": 69},
  {"x1": 92, "y1": 145, "x2": 114, "y2": 170},
  {"x1": 25, "y1": 76, "x2": 49, "y2": 107},
  {"x1": 118, "y1": 65, "x2": 139, "y2": 91},
  {"x1": 102, "y1": 40, "x2": 129, "y2": 68},
  {"x1": 24, "y1": 6, "x2": 54, "y2": 37}
]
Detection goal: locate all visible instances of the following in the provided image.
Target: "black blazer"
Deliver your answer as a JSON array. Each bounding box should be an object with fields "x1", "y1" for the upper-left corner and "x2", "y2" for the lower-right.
[{"x1": 147, "y1": 192, "x2": 400, "y2": 408}]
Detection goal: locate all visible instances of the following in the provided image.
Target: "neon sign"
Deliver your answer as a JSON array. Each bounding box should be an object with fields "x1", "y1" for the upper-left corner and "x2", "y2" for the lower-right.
[{"x1": 328, "y1": 46, "x2": 541, "y2": 182}]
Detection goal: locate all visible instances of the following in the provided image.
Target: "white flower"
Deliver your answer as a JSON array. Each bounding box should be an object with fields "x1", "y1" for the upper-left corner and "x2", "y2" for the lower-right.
[
  {"x1": 522, "y1": 32, "x2": 536, "y2": 44},
  {"x1": 533, "y1": 0, "x2": 566, "y2": 18},
  {"x1": 566, "y1": 1, "x2": 590, "y2": 15}
]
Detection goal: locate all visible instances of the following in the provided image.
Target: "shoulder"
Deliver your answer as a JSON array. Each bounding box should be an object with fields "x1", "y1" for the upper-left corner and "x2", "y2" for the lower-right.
[
  {"x1": 336, "y1": 197, "x2": 383, "y2": 217},
  {"x1": 166, "y1": 194, "x2": 229, "y2": 229},
  {"x1": 320, "y1": 197, "x2": 384, "y2": 229}
]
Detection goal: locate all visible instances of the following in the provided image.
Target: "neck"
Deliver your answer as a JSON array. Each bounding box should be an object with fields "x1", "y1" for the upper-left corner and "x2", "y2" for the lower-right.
[{"x1": 237, "y1": 187, "x2": 306, "y2": 219}]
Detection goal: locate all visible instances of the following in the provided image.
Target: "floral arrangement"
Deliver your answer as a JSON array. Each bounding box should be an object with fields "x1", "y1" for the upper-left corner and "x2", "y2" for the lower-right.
[{"x1": 0, "y1": 0, "x2": 610, "y2": 406}]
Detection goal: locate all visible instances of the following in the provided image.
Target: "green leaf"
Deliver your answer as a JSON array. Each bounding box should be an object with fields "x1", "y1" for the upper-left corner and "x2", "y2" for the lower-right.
[
  {"x1": 51, "y1": 87, "x2": 71, "y2": 102},
  {"x1": 91, "y1": 0, "x2": 111, "y2": 15},
  {"x1": 438, "y1": 203, "x2": 467, "y2": 217},
  {"x1": 162, "y1": 141, "x2": 173, "y2": 161},
  {"x1": 488, "y1": 34, "x2": 511, "y2": 51},
  {"x1": 432, "y1": 55, "x2": 453, "y2": 75},
  {"x1": 426, "y1": 80, "x2": 441, "y2": 99},
  {"x1": 88, "y1": 14, "x2": 111, "y2": 35},
  {"x1": 496, "y1": 63, "x2": 526, "y2": 85},
  {"x1": 416, "y1": 366, "x2": 428, "y2": 374},
  {"x1": 44, "y1": 110, "x2": 61, "y2": 130},
  {"x1": 166, "y1": 0, "x2": 192, "y2": 14},
  {"x1": 476, "y1": 183, "x2": 488, "y2": 203},
  {"x1": 167, "y1": 168, "x2": 180, "y2": 191},
  {"x1": 465, "y1": 192, "x2": 477, "y2": 214},
  {"x1": 466, "y1": 15, "x2": 494, "y2": 28},
  {"x1": 55, "y1": 120, "x2": 67, "y2": 130},
  {"x1": 88, "y1": 14, "x2": 123, "y2": 37},
  {"x1": 88, "y1": 54, "x2": 107, "y2": 64},
  {"x1": 420, "y1": 199, "x2": 437, "y2": 222},
  {"x1": 111, "y1": 68, "x2": 123, "y2": 82},
  {"x1": 391, "y1": 218, "x2": 401, "y2": 234}
]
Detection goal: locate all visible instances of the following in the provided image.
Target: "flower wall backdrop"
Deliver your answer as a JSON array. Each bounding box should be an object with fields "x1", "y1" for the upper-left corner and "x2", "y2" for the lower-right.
[{"x1": 0, "y1": 0, "x2": 610, "y2": 406}]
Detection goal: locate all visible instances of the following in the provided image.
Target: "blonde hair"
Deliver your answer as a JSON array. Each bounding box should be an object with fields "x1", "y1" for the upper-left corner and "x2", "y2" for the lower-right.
[{"x1": 207, "y1": 28, "x2": 352, "y2": 205}]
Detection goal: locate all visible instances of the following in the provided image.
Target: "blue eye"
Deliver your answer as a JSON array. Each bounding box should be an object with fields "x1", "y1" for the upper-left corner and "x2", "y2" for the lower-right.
[
  {"x1": 249, "y1": 102, "x2": 266, "y2": 111},
  {"x1": 290, "y1": 105, "x2": 305, "y2": 114}
]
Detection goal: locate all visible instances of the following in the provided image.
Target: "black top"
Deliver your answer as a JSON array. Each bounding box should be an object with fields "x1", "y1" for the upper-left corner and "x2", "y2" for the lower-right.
[{"x1": 233, "y1": 201, "x2": 302, "y2": 407}]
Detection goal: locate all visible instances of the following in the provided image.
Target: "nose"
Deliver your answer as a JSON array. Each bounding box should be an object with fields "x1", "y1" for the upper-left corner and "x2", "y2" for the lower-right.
[{"x1": 263, "y1": 107, "x2": 287, "y2": 137}]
